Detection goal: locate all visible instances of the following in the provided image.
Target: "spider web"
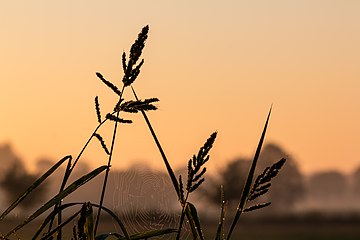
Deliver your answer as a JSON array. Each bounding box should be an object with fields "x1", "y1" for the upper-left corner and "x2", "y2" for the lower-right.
[{"x1": 112, "y1": 165, "x2": 190, "y2": 239}]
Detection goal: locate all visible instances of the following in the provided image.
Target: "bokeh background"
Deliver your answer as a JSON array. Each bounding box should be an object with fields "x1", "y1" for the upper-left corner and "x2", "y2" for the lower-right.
[{"x1": 1, "y1": 1, "x2": 360, "y2": 239}]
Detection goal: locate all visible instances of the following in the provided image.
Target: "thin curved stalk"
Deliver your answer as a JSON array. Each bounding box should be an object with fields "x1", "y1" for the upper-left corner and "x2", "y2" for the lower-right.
[
  {"x1": 32, "y1": 202, "x2": 129, "y2": 240},
  {"x1": 94, "y1": 85, "x2": 126, "y2": 235},
  {"x1": 40, "y1": 208, "x2": 82, "y2": 240},
  {"x1": 48, "y1": 116, "x2": 111, "y2": 234},
  {"x1": 176, "y1": 192, "x2": 189, "y2": 240}
]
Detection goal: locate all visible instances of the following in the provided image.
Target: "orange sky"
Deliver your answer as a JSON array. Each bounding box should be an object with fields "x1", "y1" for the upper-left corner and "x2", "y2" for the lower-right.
[{"x1": 0, "y1": 1, "x2": 359, "y2": 175}]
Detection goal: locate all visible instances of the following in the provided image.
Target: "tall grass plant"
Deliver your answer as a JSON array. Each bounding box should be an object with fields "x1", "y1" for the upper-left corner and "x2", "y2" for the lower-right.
[{"x1": 0, "y1": 26, "x2": 286, "y2": 240}]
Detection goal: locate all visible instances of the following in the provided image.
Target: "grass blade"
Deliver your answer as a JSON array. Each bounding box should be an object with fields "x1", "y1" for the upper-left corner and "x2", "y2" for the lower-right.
[
  {"x1": 38, "y1": 208, "x2": 82, "y2": 240},
  {"x1": 186, "y1": 202, "x2": 204, "y2": 240},
  {"x1": 0, "y1": 155, "x2": 72, "y2": 222},
  {"x1": 95, "y1": 232, "x2": 123, "y2": 240},
  {"x1": 215, "y1": 185, "x2": 226, "y2": 240},
  {"x1": 32, "y1": 202, "x2": 129, "y2": 240},
  {"x1": 120, "y1": 228, "x2": 177, "y2": 240},
  {"x1": 6, "y1": 165, "x2": 107, "y2": 237},
  {"x1": 131, "y1": 86, "x2": 180, "y2": 196},
  {"x1": 33, "y1": 202, "x2": 81, "y2": 239},
  {"x1": 226, "y1": 107, "x2": 271, "y2": 240},
  {"x1": 92, "y1": 203, "x2": 130, "y2": 240},
  {"x1": 177, "y1": 204, "x2": 199, "y2": 240},
  {"x1": 132, "y1": 87, "x2": 202, "y2": 240}
]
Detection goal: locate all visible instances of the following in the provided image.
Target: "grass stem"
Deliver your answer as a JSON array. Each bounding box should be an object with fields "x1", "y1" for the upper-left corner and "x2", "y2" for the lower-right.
[{"x1": 94, "y1": 85, "x2": 126, "y2": 235}]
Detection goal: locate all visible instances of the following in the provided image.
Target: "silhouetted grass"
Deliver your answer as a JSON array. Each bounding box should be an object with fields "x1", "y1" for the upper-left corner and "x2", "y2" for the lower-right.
[{"x1": 0, "y1": 25, "x2": 286, "y2": 240}]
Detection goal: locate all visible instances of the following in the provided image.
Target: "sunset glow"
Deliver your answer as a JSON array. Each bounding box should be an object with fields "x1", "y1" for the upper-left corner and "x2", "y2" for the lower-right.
[{"x1": 1, "y1": 1, "x2": 359, "y2": 175}]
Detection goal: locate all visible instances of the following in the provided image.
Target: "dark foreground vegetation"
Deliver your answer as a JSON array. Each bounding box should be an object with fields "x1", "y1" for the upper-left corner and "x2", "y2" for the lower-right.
[
  {"x1": 2, "y1": 214, "x2": 360, "y2": 240},
  {"x1": 2, "y1": 25, "x2": 343, "y2": 239}
]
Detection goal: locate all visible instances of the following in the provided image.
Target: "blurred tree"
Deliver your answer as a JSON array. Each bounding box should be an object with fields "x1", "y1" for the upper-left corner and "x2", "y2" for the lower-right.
[
  {"x1": 352, "y1": 166, "x2": 360, "y2": 196},
  {"x1": 0, "y1": 144, "x2": 49, "y2": 211},
  {"x1": 257, "y1": 144, "x2": 305, "y2": 212},
  {"x1": 201, "y1": 143, "x2": 305, "y2": 213},
  {"x1": 220, "y1": 158, "x2": 249, "y2": 202},
  {"x1": 308, "y1": 170, "x2": 347, "y2": 201}
]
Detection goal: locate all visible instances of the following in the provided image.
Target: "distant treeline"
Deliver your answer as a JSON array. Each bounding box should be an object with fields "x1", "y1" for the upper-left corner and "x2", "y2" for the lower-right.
[{"x1": 1, "y1": 143, "x2": 360, "y2": 216}]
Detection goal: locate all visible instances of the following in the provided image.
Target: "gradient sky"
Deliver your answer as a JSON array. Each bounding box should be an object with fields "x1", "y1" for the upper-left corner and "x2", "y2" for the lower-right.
[{"x1": 0, "y1": 1, "x2": 359, "y2": 175}]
